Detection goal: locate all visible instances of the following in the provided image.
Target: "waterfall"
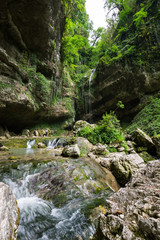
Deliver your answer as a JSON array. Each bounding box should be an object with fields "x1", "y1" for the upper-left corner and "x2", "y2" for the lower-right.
[
  {"x1": 27, "y1": 139, "x2": 35, "y2": 149},
  {"x1": 47, "y1": 138, "x2": 59, "y2": 149},
  {"x1": 88, "y1": 69, "x2": 95, "y2": 123}
]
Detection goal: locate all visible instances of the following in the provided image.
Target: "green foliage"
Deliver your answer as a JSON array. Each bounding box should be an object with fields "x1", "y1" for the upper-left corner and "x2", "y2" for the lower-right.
[
  {"x1": 26, "y1": 68, "x2": 51, "y2": 102},
  {"x1": 77, "y1": 112, "x2": 125, "y2": 145},
  {"x1": 116, "y1": 100, "x2": 125, "y2": 109},
  {"x1": 62, "y1": 0, "x2": 92, "y2": 82},
  {"x1": 133, "y1": 4, "x2": 148, "y2": 28},
  {"x1": 95, "y1": 0, "x2": 158, "y2": 67},
  {"x1": 127, "y1": 98, "x2": 160, "y2": 136}
]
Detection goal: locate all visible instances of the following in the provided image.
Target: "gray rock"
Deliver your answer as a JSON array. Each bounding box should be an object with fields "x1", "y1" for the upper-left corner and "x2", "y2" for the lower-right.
[
  {"x1": 62, "y1": 144, "x2": 80, "y2": 158},
  {"x1": 0, "y1": 182, "x2": 19, "y2": 240},
  {"x1": 76, "y1": 137, "x2": 93, "y2": 156},
  {"x1": 0, "y1": 146, "x2": 9, "y2": 151},
  {"x1": 92, "y1": 160, "x2": 160, "y2": 240},
  {"x1": 37, "y1": 142, "x2": 46, "y2": 148},
  {"x1": 73, "y1": 120, "x2": 95, "y2": 135},
  {"x1": 100, "y1": 152, "x2": 144, "y2": 186},
  {"x1": 92, "y1": 143, "x2": 109, "y2": 155},
  {"x1": 132, "y1": 128, "x2": 155, "y2": 151},
  {"x1": 23, "y1": 129, "x2": 31, "y2": 137}
]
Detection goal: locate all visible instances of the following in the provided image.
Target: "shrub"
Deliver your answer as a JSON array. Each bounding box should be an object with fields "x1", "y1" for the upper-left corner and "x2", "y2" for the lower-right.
[{"x1": 77, "y1": 112, "x2": 125, "y2": 145}]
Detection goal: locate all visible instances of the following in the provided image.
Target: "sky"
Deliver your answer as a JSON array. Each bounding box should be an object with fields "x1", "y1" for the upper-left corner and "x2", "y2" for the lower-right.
[{"x1": 85, "y1": 0, "x2": 107, "y2": 29}]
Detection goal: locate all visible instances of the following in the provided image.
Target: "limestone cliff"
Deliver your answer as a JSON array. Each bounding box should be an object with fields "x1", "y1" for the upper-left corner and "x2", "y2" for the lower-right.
[
  {"x1": 0, "y1": 0, "x2": 75, "y2": 133},
  {"x1": 76, "y1": 0, "x2": 160, "y2": 123}
]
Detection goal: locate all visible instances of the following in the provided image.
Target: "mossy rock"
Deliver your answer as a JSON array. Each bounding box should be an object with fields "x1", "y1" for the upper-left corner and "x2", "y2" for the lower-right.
[{"x1": 139, "y1": 152, "x2": 155, "y2": 163}]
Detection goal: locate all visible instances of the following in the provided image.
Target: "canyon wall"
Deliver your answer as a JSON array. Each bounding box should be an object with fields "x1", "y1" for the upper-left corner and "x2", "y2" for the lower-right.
[{"x1": 0, "y1": 0, "x2": 74, "y2": 133}]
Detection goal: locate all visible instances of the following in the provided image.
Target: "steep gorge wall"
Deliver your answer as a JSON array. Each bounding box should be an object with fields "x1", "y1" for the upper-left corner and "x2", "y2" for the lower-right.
[
  {"x1": 0, "y1": 0, "x2": 74, "y2": 133},
  {"x1": 76, "y1": 0, "x2": 160, "y2": 123}
]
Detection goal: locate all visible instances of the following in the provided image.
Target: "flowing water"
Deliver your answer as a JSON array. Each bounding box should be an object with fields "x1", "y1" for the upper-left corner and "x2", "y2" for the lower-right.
[
  {"x1": 0, "y1": 146, "x2": 113, "y2": 240},
  {"x1": 88, "y1": 69, "x2": 95, "y2": 123}
]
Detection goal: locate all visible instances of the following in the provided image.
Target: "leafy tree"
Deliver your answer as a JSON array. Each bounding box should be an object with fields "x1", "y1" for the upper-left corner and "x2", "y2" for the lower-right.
[{"x1": 62, "y1": 0, "x2": 93, "y2": 82}]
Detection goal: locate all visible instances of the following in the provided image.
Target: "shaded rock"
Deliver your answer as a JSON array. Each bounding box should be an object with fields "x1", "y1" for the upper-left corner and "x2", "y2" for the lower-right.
[
  {"x1": 139, "y1": 151, "x2": 155, "y2": 163},
  {"x1": 132, "y1": 128, "x2": 156, "y2": 154},
  {"x1": 34, "y1": 130, "x2": 39, "y2": 137},
  {"x1": 92, "y1": 160, "x2": 160, "y2": 240},
  {"x1": 152, "y1": 136, "x2": 160, "y2": 157},
  {"x1": 53, "y1": 148, "x2": 63, "y2": 156},
  {"x1": 0, "y1": 182, "x2": 20, "y2": 240},
  {"x1": 62, "y1": 144, "x2": 80, "y2": 158},
  {"x1": 5, "y1": 130, "x2": 11, "y2": 139},
  {"x1": 0, "y1": 145, "x2": 9, "y2": 151},
  {"x1": 22, "y1": 129, "x2": 31, "y2": 137},
  {"x1": 117, "y1": 147, "x2": 125, "y2": 152},
  {"x1": 109, "y1": 142, "x2": 120, "y2": 148},
  {"x1": 37, "y1": 142, "x2": 46, "y2": 148},
  {"x1": 0, "y1": 126, "x2": 5, "y2": 136},
  {"x1": 100, "y1": 152, "x2": 144, "y2": 186},
  {"x1": 92, "y1": 143, "x2": 109, "y2": 155}
]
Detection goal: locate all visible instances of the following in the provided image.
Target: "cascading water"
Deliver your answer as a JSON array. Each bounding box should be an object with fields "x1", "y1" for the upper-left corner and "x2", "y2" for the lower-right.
[
  {"x1": 27, "y1": 139, "x2": 36, "y2": 149},
  {"x1": 26, "y1": 139, "x2": 36, "y2": 155},
  {"x1": 0, "y1": 151, "x2": 113, "y2": 240},
  {"x1": 47, "y1": 138, "x2": 60, "y2": 149},
  {"x1": 88, "y1": 69, "x2": 95, "y2": 123}
]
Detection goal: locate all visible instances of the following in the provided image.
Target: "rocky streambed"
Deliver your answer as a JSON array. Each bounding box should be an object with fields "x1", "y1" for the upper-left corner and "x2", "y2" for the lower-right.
[
  {"x1": 0, "y1": 138, "x2": 119, "y2": 240},
  {"x1": 0, "y1": 132, "x2": 160, "y2": 240}
]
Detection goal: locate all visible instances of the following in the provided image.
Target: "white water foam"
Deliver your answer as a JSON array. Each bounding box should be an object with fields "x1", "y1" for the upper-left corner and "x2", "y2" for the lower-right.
[{"x1": 27, "y1": 139, "x2": 36, "y2": 149}]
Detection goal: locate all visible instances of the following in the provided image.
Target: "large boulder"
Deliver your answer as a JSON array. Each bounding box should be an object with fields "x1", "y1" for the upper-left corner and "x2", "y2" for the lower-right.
[
  {"x1": 92, "y1": 160, "x2": 160, "y2": 240},
  {"x1": 62, "y1": 144, "x2": 80, "y2": 158},
  {"x1": 0, "y1": 182, "x2": 20, "y2": 240},
  {"x1": 132, "y1": 128, "x2": 156, "y2": 154},
  {"x1": 76, "y1": 137, "x2": 93, "y2": 156},
  {"x1": 73, "y1": 120, "x2": 95, "y2": 135},
  {"x1": 100, "y1": 152, "x2": 144, "y2": 186}
]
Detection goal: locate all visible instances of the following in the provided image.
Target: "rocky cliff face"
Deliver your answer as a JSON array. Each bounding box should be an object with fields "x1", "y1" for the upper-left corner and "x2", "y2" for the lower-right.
[
  {"x1": 76, "y1": 0, "x2": 160, "y2": 123},
  {"x1": 0, "y1": 0, "x2": 74, "y2": 133},
  {"x1": 91, "y1": 62, "x2": 160, "y2": 121},
  {"x1": 92, "y1": 160, "x2": 160, "y2": 240}
]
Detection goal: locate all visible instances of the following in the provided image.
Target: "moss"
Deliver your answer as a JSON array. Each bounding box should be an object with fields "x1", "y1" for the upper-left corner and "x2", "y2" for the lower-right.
[
  {"x1": 1, "y1": 139, "x2": 27, "y2": 148},
  {"x1": 81, "y1": 197, "x2": 106, "y2": 218},
  {"x1": 127, "y1": 98, "x2": 160, "y2": 136},
  {"x1": 139, "y1": 151, "x2": 155, "y2": 163}
]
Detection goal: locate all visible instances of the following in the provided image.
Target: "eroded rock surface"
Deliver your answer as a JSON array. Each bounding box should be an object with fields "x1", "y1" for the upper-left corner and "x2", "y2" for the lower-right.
[
  {"x1": 0, "y1": 182, "x2": 19, "y2": 240},
  {"x1": 62, "y1": 144, "x2": 81, "y2": 158},
  {"x1": 92, "y1": 160, "x2": 160, "y2": 240},
  {"x1": 0, "y1": 0, "x2": 74, "y2": 132},
  {"x1": 100, "y1": 152, "x2": 144, "y2": 186}
]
